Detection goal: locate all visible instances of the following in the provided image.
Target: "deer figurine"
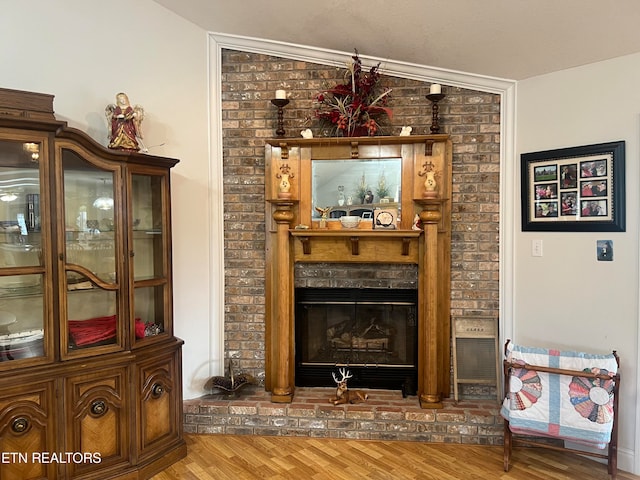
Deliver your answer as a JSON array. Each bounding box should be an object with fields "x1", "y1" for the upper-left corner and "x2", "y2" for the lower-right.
[{"x1": 329, "y1": 368, "x2": 369, "y2": 405}]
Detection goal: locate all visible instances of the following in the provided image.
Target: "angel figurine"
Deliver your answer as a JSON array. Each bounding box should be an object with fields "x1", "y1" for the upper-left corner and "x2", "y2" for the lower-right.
[
  {"x1": 105, "y1": 92, "x2": 145, "y2": 151},
  {"x1": 314, "y1": 206, "x2": 331, "y2": 228},
  {"x1": 314, "y1": 206, "x2": 331, "y2": 220}
]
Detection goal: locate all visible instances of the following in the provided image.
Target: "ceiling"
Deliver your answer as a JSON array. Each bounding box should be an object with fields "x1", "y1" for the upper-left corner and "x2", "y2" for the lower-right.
[{"x1": 153, "y1": 0, "x2": 640, "y2": 80}]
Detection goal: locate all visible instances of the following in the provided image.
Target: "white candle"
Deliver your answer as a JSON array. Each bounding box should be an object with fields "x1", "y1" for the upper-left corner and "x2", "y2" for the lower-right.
[
  {"x1": 430, "y1": 84, "x2": 442, "y2": 95},
  {"x1": 275, "y1": 89, "x2": 287, "y2": 99}
]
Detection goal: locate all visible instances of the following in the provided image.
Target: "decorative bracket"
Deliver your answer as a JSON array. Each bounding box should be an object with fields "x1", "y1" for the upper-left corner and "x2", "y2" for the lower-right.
[
  {"x1": 350, "y1": 141, "x2": 359, "y2": 159},
  {"x1": 425, "y1": 139, "x2": 435, "y2": 157},
  {"x1": 402, "y1": 237, "x2": 411, "y2": 256},
  {"x1": 298, "y1": 236, "x2": 311, "y2": 254},
  {"x1": 350, "y1": 236, "x2": 359, "y2": 255},
  {"x1": 279, "y1": 142, "x2": 289, "y2": 160}
]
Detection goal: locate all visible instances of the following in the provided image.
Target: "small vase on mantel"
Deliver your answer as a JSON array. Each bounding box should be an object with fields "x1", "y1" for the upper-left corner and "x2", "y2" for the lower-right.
[
  {"x1": 278, "y1": 173, "x2": 292, "y2": 199},
  {"x1": 423, "y1": 171, "x2": 438, "y2": 198},
  {"x1": 419, "y1": 160, "x2": 439, "y2": 199},
  {"x1": 277, "y1": 164, "x2": 294, "y2": 199}
]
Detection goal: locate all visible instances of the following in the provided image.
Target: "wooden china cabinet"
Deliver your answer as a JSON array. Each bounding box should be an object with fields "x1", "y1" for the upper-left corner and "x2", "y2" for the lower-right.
[{"x1": 0, "y1": 88, "x2": 185, "y2": 479}]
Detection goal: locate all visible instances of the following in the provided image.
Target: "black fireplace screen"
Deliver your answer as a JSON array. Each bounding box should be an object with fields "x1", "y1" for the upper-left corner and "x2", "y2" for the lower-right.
[{"x1": 295, "y1": 288, "x2": 417, "y2": 390}]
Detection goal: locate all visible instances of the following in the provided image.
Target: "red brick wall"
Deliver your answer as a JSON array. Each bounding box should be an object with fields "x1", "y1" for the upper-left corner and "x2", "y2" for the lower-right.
[{"x1": 221, "y1": 49, "x2": 500, "y2": 384}]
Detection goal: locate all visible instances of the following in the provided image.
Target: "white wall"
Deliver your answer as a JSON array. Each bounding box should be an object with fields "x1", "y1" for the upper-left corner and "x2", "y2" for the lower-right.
[
  {"x1": 0, "y1": 0, "x2": 214, "y2": 399},
  {"x1": 516, "y1": 53, "x2": 640, "y2": 473}
]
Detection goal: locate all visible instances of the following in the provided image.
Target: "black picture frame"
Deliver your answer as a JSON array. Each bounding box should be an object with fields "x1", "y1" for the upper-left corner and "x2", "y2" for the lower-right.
[{"x1": 521, "y1": 141, "x2": 625, "y2": 232}]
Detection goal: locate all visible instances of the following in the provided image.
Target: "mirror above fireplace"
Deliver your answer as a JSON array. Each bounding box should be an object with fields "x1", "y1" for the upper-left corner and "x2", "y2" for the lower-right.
[{"x1": 311, "y1": 157, "x2": 401, "y2": 218}]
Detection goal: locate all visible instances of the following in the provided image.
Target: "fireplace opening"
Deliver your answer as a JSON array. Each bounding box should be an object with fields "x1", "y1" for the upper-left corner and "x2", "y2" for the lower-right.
[{"x1": 295, "y1": 287, "x2": 418, "y2": 391}]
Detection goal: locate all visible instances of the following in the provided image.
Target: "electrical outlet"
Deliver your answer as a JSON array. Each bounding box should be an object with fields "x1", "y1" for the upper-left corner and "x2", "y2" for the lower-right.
[{"x1": 532, "y1": 239, "x2": 543, "y2": 257}]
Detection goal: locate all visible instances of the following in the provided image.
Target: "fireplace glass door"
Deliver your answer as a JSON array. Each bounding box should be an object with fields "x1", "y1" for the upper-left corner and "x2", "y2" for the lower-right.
[{"x1": 295, "y1": 288, "x2": 417, "y2": 390}]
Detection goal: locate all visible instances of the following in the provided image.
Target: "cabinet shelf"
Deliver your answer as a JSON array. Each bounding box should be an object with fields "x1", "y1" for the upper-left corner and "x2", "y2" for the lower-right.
[{"x1": 0, "y1": 286, "x2": 42, "y2": 298}]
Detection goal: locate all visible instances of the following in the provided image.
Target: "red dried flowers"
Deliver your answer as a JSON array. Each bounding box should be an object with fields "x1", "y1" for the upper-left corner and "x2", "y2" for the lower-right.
[{"x1": 314, "y1": 49, "x2": 392, "y2": 137}]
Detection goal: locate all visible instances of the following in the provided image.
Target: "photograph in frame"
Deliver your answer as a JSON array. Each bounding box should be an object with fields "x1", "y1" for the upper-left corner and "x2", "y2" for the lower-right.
[{"x1": 521, "y1": 141, "x2": 625, "y2": 232}]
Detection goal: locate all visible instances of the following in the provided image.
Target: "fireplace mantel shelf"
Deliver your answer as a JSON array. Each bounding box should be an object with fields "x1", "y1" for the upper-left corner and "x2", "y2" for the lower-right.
[
  {"x1": 291, "y1": 230, "x2": 421, "y2": 256},
  {"x1": 290, "y1": 229, "x2": 421, "y2": 237}
]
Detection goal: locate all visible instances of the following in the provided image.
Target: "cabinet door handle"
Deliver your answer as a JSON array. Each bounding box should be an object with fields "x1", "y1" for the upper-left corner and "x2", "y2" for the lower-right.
[
  {"x1": 151, "y1": 383, "x2": 164, "y2": 398},
  {"x1": 90, "y1": 400, "x2": 107, "y2": 416},
  {"x1": 12, "y1": 417, "x2": 29, "y2": 434}
]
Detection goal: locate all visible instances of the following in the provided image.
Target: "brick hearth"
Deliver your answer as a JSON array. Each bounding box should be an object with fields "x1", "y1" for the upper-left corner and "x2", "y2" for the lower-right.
[{"x1": 184, "y1": 387, "x2": 503, "y2": 444}]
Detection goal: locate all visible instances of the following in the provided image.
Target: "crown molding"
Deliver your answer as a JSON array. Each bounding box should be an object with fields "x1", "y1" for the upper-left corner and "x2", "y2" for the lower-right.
[{"x1": 209, "y1": 32, "x2": 516, "y2": 94}]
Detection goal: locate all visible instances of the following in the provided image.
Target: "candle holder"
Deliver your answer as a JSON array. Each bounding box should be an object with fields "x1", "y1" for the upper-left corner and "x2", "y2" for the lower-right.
[
  {"x1": 426, "y1": 92, "x2": 446, "y2": 134},
  {"x1": 271, "y1": 98, "x2": 290, "y2": 137}
]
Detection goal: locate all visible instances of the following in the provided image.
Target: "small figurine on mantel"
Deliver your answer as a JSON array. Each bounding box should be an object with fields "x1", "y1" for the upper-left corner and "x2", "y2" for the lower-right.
[
  {"x1": 105, "y1": 92, "x2": 145, "y2": 152},
  {"x1": 399, "y1": 126, "x2": 412, "y2": 136},
  {"x1": 315, "y1": 206, "x2": 331, "y2": 228}
]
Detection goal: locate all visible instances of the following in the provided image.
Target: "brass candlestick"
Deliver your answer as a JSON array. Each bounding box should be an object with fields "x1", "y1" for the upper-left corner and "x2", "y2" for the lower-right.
[
  {"x1": 426, "y1": 93, "x2": 445, "y2": 134},
  {"x1": 271, "y1": 98, "x2": 290, "y2": 137}
]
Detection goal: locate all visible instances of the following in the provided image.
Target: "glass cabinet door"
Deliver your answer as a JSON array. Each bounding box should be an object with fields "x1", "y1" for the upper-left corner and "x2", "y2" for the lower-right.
[
  {"x1": 0, "y1": 137, "x2": 49, "y2": 364},
  {"x1": 130, "y1": 171, "x2": 171, "y2": 344},
  {"x1": 60, "y1": 146, "x2": 122, "y2": 356}
]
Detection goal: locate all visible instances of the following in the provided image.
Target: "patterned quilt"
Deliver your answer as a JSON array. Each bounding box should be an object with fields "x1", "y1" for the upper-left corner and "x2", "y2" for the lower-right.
[{"x1": 500, "y1": 341, "x2": 618, "y2": 449}]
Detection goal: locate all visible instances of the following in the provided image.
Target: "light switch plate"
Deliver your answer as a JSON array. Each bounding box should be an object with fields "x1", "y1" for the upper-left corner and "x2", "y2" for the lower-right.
[{"x1": 532, "y1": 239, "x2": 543, "y2": 257}]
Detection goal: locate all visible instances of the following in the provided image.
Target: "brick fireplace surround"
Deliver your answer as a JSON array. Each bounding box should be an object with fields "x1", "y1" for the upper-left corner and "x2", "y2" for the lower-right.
[{"x1": 183, "y1": 50, "x2": 502, "y2": 443}]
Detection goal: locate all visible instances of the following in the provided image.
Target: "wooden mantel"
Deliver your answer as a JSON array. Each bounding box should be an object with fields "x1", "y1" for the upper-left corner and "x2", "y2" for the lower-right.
[
  {"x1": 290, "y1": 230, "x2": 421, "y2": 259},
  {"x1": 264, "y1": 135, "x2": 452, "y2": 408}
]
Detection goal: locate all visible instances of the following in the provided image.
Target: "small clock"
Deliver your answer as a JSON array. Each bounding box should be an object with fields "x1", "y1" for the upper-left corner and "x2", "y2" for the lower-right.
[{"x1": 374, "y1": 208, "x2": 397, "y2": 230}]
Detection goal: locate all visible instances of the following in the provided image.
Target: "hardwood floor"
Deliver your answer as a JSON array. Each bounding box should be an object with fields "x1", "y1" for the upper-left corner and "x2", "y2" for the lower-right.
[{"x1": 151, "y1": 434, "x2": 640, "y2": 479}]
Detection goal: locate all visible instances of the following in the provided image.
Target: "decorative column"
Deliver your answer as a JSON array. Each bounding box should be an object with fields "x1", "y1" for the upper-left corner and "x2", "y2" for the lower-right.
[
  {"x1": 270, "y1": 201, "x2": 295, "y2": 402},
  {"x1": 417, "y1": 199, "x2": 444, "y2": 408}
]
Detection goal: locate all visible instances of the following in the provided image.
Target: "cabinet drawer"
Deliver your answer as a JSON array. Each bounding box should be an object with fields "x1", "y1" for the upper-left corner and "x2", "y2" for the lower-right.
[
  {"x1": 0, "y1": 379, "x2": 56, "y2": 480},
  {"x1": 64, "y1": 366, "x2": 131, "y2": 477},
  {"x1": 136, "y1": 346, "x2": 182, "y2": 458}
]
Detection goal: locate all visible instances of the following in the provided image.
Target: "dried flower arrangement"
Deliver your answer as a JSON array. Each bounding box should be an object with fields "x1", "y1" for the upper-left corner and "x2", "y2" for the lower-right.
[{"x1": 314, "y1": 49, "x2": 392, "y2": 137}]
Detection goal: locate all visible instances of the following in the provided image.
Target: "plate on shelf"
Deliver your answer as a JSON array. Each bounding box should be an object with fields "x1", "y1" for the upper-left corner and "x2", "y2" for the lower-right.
[
  {"x1": 0, "y1": 275, "x2": 41, "y2": 290},
  {"x1": 0, "y1": 311, "x2": 16, "y2": 327}
]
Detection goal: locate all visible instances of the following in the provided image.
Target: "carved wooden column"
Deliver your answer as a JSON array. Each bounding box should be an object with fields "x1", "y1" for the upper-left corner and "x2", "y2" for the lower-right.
[
  {"x1": 270, "y1": 201, "x2": 295, "y2": 402},
  {"x1": 417, "y1": 199, "x2": 444, "y2": 408}
]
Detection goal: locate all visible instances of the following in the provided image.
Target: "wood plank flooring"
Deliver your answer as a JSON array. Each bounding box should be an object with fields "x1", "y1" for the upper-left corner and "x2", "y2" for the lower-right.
[{"x1": 151, "y1": 434, "x2": 640, "y2": 479}]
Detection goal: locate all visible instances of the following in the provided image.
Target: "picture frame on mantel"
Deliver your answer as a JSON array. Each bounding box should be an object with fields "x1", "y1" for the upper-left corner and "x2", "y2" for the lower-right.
[{"x1": 521, "y1": 141, "x2": 625, "y2": 232}]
